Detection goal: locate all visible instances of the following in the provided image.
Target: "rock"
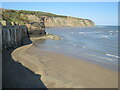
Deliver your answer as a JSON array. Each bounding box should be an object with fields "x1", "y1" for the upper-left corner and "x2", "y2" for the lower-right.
[
  {"x1": 14, "y1": 22, "x2": 19, "y2": 25},
  {"x1": 44, "y1": 17, "x2": 95, "y2": 27},
  {"x1": 1, "y1": 21, "x2": 6, "y2": 25},
  {"x1": 83, "y1": 19, "x2": 95, "y2": 27},
  {"x1": 11, "y1": 22, "x2": 14, "y2": 25},
  {"x1": 25, "y1": 24, "x2": 31, "y2": 29},
  {"x1": 46, "y1": 33, "x2": 62, "y2": 40}
]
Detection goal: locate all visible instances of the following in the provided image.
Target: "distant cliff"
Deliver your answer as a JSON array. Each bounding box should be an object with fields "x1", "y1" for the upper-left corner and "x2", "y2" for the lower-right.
[
  {"x1": 1, "y1": 9, "x2": 95, "y2": 30},
  {"x1": 44, "y1": 17, "x2": 95, "y2": 27}
]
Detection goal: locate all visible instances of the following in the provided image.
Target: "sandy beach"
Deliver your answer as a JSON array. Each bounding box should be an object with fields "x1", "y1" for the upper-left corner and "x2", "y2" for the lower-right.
[
  {"x1": 11, "y1": 37, "x2": 118, "y2": 88},
  {"x1": 2, "y1": 2, "x2": 119, "y2": 89}
]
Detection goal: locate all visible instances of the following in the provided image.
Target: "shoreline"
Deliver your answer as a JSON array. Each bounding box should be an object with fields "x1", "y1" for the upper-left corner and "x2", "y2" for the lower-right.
[{"x1": 11, "y1": 37, "x2": 118, "y2": 88}]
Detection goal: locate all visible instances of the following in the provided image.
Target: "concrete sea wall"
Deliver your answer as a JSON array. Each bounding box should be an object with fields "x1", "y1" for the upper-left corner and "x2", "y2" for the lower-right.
[
  {"x1": 0, "y1": 24, "x2": 2, "y2": 51},
  {"x1": 2, "y1": 25, "x2": 29, "y2": 49}
]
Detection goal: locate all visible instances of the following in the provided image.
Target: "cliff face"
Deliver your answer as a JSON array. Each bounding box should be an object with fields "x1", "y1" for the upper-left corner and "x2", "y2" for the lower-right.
[
  {"x1": 44, "y1": 17, "x2": 95, "y2": 27},
  {"x1": 1, "y1": 9, "x2": 95, "y2": 30}
]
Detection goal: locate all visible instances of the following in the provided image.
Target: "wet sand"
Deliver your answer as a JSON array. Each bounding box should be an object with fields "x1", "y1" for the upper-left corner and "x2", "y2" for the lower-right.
[{"x1": 11, "y1": 37, "x2": 118, "y2": 88}]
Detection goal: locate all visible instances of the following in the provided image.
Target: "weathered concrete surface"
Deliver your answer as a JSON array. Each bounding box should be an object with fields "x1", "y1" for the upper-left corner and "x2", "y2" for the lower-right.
[
  {"x1": 2, "y1": 25, "x2": 29, "y2": 49},
  {"x1": 0, "y1": 22, "x2": 2, "y2": 89}
]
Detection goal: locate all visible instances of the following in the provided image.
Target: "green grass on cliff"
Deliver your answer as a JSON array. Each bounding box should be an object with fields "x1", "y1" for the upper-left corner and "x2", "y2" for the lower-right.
[{"x1": 2, "y1": 9, "x2": 67, "y2": 24}]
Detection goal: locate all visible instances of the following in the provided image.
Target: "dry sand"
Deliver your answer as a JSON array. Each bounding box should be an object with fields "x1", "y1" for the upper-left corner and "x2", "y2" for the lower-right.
[{"x1": 11, "y1": 37, "x2": 118, "y2": 88}]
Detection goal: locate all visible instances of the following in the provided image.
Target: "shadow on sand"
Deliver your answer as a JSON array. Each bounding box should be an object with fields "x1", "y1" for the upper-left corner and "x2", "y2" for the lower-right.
[{"x1": 2, "y1": 37, "x2": 47, "y2": 89}]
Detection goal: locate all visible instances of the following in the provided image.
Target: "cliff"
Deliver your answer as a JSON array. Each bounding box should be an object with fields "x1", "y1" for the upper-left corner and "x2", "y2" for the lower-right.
[
  {"x1": 1, "y1": 9, "x2": 95, "y2": 49},
  {"x1": 1, "y1": 9, "x2": 95, "y2": 30},
  {"x1": 44, "y1": 17, "x2": 95, "y2": 27}
]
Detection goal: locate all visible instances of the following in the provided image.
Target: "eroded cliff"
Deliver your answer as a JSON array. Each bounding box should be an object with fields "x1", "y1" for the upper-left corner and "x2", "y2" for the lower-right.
[
  {"x1": 44, "y1": 17, "x2": 95, "y2": 27},
  {"x1": 1, "y1": 9, "x2": 95, "y2": 30}
]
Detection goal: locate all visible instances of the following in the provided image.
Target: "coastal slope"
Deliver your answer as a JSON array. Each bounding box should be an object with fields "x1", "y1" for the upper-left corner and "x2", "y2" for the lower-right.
[
  {"x1": 1, "y1": 9, "x2": 95, "y2": 30},
  {"x1": 44, "y1": 17, "x2": 95, "y2": 27}
]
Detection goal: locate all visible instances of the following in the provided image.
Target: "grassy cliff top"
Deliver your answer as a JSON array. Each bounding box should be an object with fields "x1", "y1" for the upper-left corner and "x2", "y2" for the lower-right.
[
  {"x1": 1, "y1": 9, "x2": 67, "y2": 21},
  {"x1": 1, "y1": 9, "x2": 84, "y2": 22}
]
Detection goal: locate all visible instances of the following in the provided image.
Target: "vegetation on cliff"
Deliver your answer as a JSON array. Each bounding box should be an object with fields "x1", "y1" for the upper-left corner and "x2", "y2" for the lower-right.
[
  {"x1": 1, "y1": 9, "x2": 95, "y2": 25},
  {"x1": 1, "y1": 8, "x2": 95, "y2": 34},
  {"x1": 1, "y1": 9, "x2": 67, "y2": 24}
]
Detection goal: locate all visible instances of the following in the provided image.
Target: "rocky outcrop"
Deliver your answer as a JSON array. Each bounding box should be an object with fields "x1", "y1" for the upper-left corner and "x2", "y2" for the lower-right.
[
  {"x1": 44, "y1": 17, "x2": 95, "y2": 27},
  {"x1": 28, "y1": 21, "x2": 46, "y2": 35},
  {"x1": 2, "y1": 25, "x2": 30, "y2": 49}
]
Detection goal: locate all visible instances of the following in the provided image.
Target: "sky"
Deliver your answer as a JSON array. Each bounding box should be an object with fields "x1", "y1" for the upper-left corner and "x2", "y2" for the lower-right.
[{"x1": 2, "y1": 2, "x2": 118, "y2": 25}]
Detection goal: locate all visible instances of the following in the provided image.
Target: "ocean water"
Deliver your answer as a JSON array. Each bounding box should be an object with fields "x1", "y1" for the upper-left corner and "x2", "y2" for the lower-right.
[{"x1": 35, "y1": 26, "x2": 118, "y2": 71}]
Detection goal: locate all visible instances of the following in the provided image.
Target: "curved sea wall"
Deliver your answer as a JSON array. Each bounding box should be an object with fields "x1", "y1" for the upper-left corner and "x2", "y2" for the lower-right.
[
  {"x1": 0, "y1": 24, "x2": 2, "y2": 51},
  {"x1": 2, "y1": 25, "x2": 29, "y2": 49}
]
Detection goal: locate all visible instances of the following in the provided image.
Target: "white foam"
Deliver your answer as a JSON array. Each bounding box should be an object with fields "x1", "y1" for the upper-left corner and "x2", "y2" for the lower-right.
[
  {"x1": 79, "y1": 32, "x2": 85, "y2": 35},
  {"x1": 82, "y1": 46, "x2": 86, "y2": 48},
  {"x1": 109, "y1": 33, "x2": 113, "y2": 35},
  {"x1": 109, "y1": 31, "x2": 114, "y2": 32},
  {"x1": 100, "y1": 35, "x2": 109, "y2": 38},
  {"x1": 90, "y1": 54, "x2": 116, "y2": 61},
  {"x1": 106, "y1": 53, "x2": 119, "y2": 58},
  {"x1": 85, "y1": 53, "x2": 117, "y2": 62},
  {"x1": 103, "y1": 35, "x2": 108, "y2": 38}
]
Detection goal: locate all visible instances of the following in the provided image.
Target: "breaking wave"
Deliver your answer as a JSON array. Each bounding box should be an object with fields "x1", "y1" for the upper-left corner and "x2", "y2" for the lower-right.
[{"x1": 106, "y1": 53, "x2": 119, "y2": 58}]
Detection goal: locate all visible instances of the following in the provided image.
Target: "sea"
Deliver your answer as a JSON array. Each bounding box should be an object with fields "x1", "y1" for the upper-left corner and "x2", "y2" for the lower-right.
[{"x1": 35, "y1": 26, "x2": 118, "y2": 71}]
